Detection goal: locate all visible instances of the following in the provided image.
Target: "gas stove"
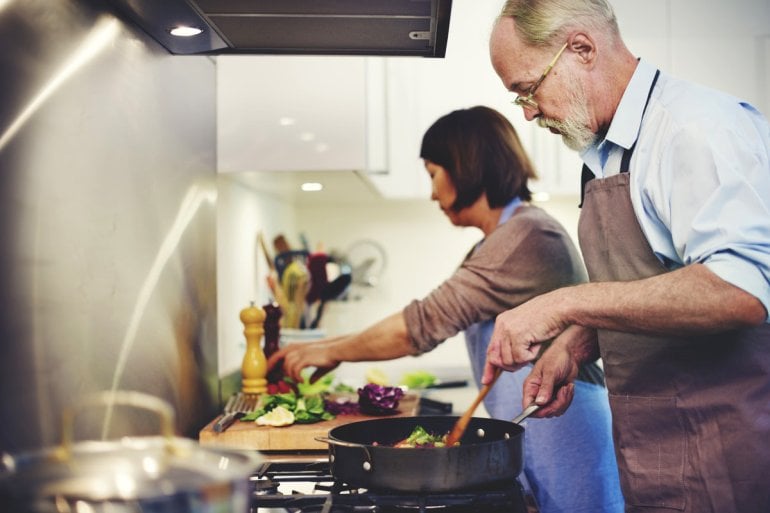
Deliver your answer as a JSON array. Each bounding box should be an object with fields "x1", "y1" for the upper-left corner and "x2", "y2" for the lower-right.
[{"x1": 250, "y1": 456, "x2": 533, "y2": 513}]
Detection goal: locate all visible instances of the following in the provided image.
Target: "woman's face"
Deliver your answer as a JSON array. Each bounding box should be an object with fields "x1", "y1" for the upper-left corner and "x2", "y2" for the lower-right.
[{"x1": 424, "y1": 160, "x2": 462, "y2": 225}]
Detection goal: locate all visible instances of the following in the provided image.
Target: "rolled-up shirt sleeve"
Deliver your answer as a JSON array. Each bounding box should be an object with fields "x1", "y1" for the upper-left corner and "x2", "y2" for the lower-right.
[
  {"x1": 635, "y1": 99, "x2": 770, "y2": 319},
  {"x1": 403, "y1": 208, "x2": 587, "y2": 353}
]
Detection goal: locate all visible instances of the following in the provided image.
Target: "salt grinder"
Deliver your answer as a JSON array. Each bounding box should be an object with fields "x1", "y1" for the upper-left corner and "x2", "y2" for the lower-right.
[{"x1": 240, "y1": 301, "x2": 267, "y2": 394}]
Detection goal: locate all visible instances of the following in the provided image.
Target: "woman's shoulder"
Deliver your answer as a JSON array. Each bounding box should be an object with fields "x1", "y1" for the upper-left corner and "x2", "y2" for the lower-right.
[{"x1": 499, "y1": 204, "x2": 570, "y2": 235}]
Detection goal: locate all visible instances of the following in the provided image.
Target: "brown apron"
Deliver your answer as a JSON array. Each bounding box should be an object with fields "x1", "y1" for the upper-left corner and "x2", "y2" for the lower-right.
[{"x1": 578, "y1": 169, "x2": 770, "y2": 510}]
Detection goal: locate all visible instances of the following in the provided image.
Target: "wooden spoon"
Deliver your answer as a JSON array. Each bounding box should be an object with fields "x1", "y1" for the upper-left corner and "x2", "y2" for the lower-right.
[{"x1": 445, "y1": 368, "x2": 502, "y2": 446}]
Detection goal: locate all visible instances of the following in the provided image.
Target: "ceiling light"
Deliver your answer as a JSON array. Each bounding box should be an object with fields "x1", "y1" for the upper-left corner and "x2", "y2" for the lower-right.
[
  {"x1": 278, "y1": 117, "x2": 296, "y2": 126},
  {"x1": 169, "y1": 26, "x2": 203, "y2": 37},
  {"x1": 299, "y1": 132, "x2": 316, "y2": 142},
  {"x1": 301, "y1": 182, "x2": 323, "y2": 192}
]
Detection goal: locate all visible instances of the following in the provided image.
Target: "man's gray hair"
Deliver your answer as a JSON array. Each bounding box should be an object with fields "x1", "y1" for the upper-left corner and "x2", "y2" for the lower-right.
[{"x1": 499, "y1": 0, "x2": 620, "y2": 47}]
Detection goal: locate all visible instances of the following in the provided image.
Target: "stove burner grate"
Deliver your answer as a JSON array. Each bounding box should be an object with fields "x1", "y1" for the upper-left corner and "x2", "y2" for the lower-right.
[{"x1": 250, "y1": 460, "x2": 530, "y2": 513}]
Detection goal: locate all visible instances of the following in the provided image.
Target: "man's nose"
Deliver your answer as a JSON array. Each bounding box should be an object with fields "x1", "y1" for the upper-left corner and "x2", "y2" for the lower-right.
[{"x1": 522, "y1": 106, "x2": 540, "y2": 121}]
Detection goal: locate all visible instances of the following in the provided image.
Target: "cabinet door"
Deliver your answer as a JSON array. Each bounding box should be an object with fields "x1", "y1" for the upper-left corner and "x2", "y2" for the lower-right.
[{"x1": 217, "y1": 55, "x2": 370, "y2": 173}]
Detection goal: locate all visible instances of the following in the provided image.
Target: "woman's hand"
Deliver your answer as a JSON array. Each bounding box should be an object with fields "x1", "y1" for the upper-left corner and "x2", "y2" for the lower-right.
[{"x1": 266, "y1": 337, "x2": 344, "y2": 383}]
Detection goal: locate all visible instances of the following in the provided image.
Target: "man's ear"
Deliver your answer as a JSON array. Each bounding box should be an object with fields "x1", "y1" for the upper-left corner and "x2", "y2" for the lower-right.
[{"x1": 569, "y1": 32, "x2": 596, "y2": 67}]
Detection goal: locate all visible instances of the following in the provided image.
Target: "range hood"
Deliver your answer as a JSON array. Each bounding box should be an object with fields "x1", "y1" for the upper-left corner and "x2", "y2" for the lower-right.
[{"x1": 107, "y1": 0, "x2": 452, "y2": 57}]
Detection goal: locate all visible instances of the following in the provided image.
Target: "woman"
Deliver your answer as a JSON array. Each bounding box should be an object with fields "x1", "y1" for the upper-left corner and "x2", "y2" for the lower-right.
[{"x1": 268, "y1": 106, "x2": 623, "y2": 513}]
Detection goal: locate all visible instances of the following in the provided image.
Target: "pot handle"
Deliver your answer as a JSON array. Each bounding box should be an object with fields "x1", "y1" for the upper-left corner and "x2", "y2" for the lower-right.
[
  {"x1": 57, "y1": 391, "x2": 176, "y2": 461},
  {"x1": 314, "y1": 436, "x2": 374, "y2": 471},
  {"x1": 511, "y1": 403, "x2": 540, "y2": 425}
]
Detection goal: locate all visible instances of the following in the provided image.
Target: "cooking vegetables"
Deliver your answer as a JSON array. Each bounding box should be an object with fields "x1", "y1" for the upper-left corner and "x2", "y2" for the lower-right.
[
  {"x1": 357, "y1": 383, "x2": 405, "y2": 415},
  {"x1": 393, "y1": 425, "x2": 452, "y2": 448}
]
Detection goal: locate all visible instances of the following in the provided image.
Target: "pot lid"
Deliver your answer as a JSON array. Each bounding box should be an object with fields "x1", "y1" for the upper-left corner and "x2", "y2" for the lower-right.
[
  {"x1": 1, "y1": 437, "x2": 260, "y2": 501},
  {"x1": 0, "y1": 391, "x2": 261, "y2": 502}
]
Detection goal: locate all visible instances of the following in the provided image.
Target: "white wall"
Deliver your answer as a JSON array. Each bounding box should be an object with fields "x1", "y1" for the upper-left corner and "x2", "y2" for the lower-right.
[
  {"x1": 216, "y1": 176, "x2": 297, "y2": 375},
  {"x1": 295, "y1": 199, "x2": 480, "y2": 384}
]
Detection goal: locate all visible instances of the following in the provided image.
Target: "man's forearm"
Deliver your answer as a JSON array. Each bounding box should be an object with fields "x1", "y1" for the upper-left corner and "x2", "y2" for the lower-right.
[{"x1": 562, "y1": 263, "x2": 766, "y2": 335}]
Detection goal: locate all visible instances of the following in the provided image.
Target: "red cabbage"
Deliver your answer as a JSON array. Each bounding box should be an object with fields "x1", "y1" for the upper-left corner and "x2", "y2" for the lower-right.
[
  {"x1": 358, "y1": 384, "x2": 405, "y2": 415},
  {"x1": 324, "y1": 397, "x2": 360, "y2": 415}
]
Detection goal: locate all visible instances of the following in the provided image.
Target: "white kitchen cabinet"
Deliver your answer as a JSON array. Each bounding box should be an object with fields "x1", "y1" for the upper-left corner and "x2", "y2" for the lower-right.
[{"x1": 217, "y1": 55, "x2": 387, "y2": 174}]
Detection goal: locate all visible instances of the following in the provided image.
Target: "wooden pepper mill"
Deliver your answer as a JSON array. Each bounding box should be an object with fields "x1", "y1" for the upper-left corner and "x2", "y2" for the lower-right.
[{"x1": 240, "y1": 301, "x2": 267, "y2": 394}]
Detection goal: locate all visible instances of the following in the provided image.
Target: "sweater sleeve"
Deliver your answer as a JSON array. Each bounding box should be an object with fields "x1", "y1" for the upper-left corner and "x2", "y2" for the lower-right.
[{"x1": 403, "y1": 207, "x2": 587, "y2": 354}]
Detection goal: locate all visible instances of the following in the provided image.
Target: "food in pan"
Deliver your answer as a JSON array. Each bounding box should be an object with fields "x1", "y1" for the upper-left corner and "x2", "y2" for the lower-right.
[{"x1": 389, "y1": 425, "x2": 455, "y2": 448}]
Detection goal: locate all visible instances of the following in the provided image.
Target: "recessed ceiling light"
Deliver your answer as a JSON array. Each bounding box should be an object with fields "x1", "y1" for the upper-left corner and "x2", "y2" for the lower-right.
[
  {"x1": 279, "y1": 117, "x2": 296, "y2": 126},
  {"x1": 169, "y1": 26, "x2": 203, "y2": 37},
  {"x1": 301, "y1": 182, "x2": 323, "y2": 192}
]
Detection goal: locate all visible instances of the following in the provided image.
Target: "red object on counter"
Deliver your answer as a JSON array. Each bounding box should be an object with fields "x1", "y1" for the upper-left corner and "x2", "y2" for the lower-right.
[{"x1": 305, "y1": 252, "x2": 329, "y2": 304}]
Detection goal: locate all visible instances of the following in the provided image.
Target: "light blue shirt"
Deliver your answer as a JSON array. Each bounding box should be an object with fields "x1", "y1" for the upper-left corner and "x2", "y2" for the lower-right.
[{"x1": 581, "y1": 59, "x2": 770, "y2": 320}]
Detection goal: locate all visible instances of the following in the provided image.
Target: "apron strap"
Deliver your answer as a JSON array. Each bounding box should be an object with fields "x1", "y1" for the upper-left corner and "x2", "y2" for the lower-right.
[{"x1": 579, "y1": 69, "x2": 661, "y2": 207}]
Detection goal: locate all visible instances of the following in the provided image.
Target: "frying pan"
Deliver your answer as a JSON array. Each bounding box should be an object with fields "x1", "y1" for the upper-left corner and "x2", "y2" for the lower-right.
[{"x1": 318, "y1": 414, "x2": 530, "y2": 492}]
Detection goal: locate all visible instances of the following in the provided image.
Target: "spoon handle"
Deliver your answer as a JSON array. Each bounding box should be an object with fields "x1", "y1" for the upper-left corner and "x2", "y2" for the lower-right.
[{"x1": 445, "y1": 368, "x2": 502, "y2": 446}]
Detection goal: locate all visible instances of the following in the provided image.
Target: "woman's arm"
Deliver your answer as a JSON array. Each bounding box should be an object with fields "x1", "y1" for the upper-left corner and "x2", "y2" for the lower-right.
[{"x1": 267, "y1": 312, "x2": 416, "y2": 382}]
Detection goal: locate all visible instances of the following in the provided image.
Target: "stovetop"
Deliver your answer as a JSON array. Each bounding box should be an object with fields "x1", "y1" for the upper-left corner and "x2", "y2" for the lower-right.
[{"x1": 250, "y1": 458, "x2": 532, "y2": 513}]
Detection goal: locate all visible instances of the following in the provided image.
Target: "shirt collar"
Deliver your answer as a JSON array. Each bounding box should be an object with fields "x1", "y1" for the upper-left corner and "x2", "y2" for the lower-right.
[
  {"x1": 581, "y1": 59, "x2": 658, "y2": 174},
  {"x1": 498, "y1": 196, "x2": 522, "y2": 225}
]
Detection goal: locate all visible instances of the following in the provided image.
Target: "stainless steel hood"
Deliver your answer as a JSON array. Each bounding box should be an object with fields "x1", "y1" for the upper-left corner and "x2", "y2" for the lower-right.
[{"x1": 106, "y1": 0, "x2": 452, "y2": 57}]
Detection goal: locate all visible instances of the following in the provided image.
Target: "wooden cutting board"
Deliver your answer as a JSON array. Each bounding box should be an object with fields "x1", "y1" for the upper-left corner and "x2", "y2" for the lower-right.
[{"x1": 198, "y1": 393, "x2": 420, "y2": 451}]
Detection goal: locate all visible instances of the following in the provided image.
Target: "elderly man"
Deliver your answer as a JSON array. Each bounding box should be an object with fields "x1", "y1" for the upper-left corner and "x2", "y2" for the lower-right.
[{"x1": 483, "y1": 1, "x2": 770, "y2": 512}]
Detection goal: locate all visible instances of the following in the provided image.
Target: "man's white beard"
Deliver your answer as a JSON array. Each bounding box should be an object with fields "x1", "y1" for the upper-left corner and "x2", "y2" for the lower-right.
[{"x1": 537, "y1": 82, "x2": 597, "y2": 152}]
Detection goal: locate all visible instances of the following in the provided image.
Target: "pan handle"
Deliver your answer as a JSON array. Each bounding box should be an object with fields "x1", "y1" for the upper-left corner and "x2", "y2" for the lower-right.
[
  {"x1": 511, "y1": 403, "x2": 540, "y2": 425},
  {"x1": 314, "y1": 436, "x2": 374, "y2": 471}
]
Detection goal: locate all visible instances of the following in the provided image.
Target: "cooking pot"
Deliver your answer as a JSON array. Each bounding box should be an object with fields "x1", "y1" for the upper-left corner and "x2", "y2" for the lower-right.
[
  {"x1": 319, "y1": 415, "x2": 526, "y2": 493},
  {"x1": 0, "y1": 391, "x2": 261, "y2": 513}
]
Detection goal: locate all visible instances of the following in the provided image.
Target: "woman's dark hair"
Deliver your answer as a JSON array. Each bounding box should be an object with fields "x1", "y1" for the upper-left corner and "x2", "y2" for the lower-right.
[{"x1": 419, "y1": 105, "x2": 537, "y2": 211}]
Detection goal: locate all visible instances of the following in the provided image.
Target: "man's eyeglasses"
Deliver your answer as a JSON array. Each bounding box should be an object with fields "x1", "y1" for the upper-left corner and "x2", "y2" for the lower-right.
[{"x1": 512, "y1": 42, "x2": 568, "y2": 111}]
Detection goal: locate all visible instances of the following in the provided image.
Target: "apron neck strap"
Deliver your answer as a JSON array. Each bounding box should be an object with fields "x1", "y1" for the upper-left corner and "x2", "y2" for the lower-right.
[{"x1": 580, "y1": 69, "x2": 660, "y2": 207}]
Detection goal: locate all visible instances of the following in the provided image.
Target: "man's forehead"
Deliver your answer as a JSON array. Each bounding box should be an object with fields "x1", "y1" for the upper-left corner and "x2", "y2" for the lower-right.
[{"x1": 490, "y1": 17, "x2": 532, "y2": 87}]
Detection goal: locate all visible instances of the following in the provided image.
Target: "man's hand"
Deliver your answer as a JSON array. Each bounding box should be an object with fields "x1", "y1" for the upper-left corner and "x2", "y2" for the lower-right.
[
  {"x1": 482, "y1": 289, "x2": 572, "y2": 384},
  {"x1": 523, "y1": 324, "x2": 598, "y2": 416}
]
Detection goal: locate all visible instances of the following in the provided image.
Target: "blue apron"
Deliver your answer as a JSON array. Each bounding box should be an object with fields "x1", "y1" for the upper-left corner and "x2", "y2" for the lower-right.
[{"x1": 464, "y1": 198, "x2": 624, "y2": 513}]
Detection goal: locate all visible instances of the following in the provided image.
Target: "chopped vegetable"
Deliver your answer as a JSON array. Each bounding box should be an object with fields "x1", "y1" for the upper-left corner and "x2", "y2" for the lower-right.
[
  {"x1": 241, "y1": 391, "x2": 335, "y2": 425},
  {"x1": 256, "y1": 405, "x2": 295, "y2": 427},
  {"x1": 296, "y1": 370, "x2": 335, "y2": 396},
  {"x1": 324, "y1": 397, "x2": 360, "y2": 415},
  {"x1": 293, "y1": 394, "x2": 335, "y2": 424},
  {"x1": 357, "y1": 383, "x2": 404, "y2": 415},
  {"x1": 267, "y1": 380, "x2": 293, "y2": 395},
  {"x1": 400, "y1": 370, "x2": 437, "y2": 389},
  {"x1": 365, "y1": 367, "x2": 390, "y2": 386},
  {"x1": 393, "y1": 425, "x2": 452, "y2": 448}
]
